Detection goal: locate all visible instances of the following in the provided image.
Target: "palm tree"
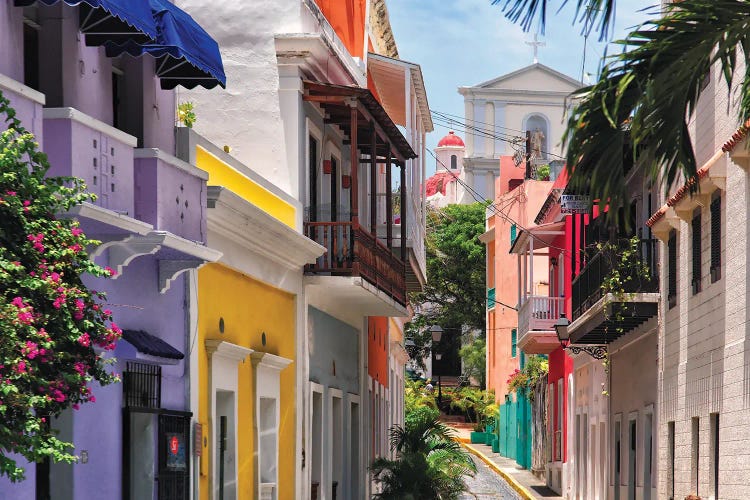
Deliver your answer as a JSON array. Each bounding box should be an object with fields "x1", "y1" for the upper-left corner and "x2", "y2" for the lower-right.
[
  {"x1": 371, "y1": 415, "x2": 477, "y2": 499},
  {"x1": 495, "y1": 0, "x2": 750, "y2": 215}
]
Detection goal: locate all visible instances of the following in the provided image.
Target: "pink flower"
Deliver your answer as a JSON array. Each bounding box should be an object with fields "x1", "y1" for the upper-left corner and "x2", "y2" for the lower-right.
[
  {"x1": 89, "y1": 395, "x2": 96, "y2": 403},
  {"x1": 49, "y1": 272, "x2": 60, "y2": 283},
  {"x1": 77, "y1": 333, "x2": 91, "y2": 347},
  {"x1": 73, "y1": 311, "x2": 84, "y2": 321},
  {"x1": 72, "y1": 404, "x2": 80, "y2": 411},
  {"x1": 14, "y1": 362, "x2": 26, "y2": 374},
  {"x1": 6, "y1": 191, "x2": 17, "y2": 197},
  {"x1": 23, "y1": 200, "x2": 30, "y2": 207},
  {"x1": 74, "y1": 362, "x2": 87, "y2": 376},
  {"x1": 53, "y1": 297, "x2": 65, "y2": 309},
  {"x1": 75, "y1": 299, "x2": 85, "y2": 312},
  {"x1": 104, "y1": 266, "x2": 117, "y2": 277},
  {"x1": 11, "y1": 297, "x2": 24, "y2": 308},
  {"x1": 17, "y1": 311, "x2": 34, "y2": 325},
  {"x1": 69, "y1": 244, "x2": 82, "y2": 253},
  {"x1": 71, "y1": 227, "x2": 83, "y2": 237}
]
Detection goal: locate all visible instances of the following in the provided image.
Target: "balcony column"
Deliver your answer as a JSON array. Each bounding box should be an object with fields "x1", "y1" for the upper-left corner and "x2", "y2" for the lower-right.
[
  {"x1": 350, "y1": 103, "x2": 359, "y2": 227},
  {"x1": 400, "y1": 160, "x2": 407, "y2": 261},
  {"x1": 370, "y1": 126, "x2": 378, "y2": 235},
  {"x1": 529, "y1": 236, "x2": 534, "y2": 295},
  {"x1": 517, "y1": 254, "x2": 522, "y2": 308},
  {"x1": 386, "y1": 148, "x2": 393, "y2": 250}
]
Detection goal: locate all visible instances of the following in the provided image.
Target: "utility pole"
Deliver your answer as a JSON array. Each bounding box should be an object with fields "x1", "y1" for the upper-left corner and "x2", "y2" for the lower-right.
[{"x1": 525, "y1": 130, "x2": 531, "y2": 179}]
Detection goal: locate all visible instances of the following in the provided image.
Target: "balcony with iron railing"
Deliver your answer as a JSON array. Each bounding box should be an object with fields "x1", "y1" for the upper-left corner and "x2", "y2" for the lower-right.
[
  {"x1": 304, "y1": 221, "x2": 407, "y2": 306},
  {"x1": 569, "y1": 238, "x2": 659, "y2": 345}
]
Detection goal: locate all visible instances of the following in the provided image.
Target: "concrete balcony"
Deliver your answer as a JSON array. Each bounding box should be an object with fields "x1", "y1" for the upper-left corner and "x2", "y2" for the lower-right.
[
  {"x1": 134, "y1": 148, "x2": 208, "y2": 242},
  {"x1": 43, "y1": 107, "x2": 136, "y2": 216},
  {"x1": 517, "y1": 295, "x2": 565, "y2": 354},
  {"x1": 0, "y1": 74, "x2": 45, "y2": 141}
]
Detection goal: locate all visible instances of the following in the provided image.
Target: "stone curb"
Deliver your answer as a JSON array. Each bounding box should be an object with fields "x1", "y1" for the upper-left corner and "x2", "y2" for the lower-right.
[{"x1": 459, "y1": 442, "x2": 535, "y2": 500}]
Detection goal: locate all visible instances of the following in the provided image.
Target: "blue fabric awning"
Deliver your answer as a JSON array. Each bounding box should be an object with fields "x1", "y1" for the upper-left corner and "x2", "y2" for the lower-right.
[
  {"x1": 122, "y1": 330, "x2": 184, "y2": 360},
  {"x1": 104, "y1": 0, "x2": 226, "y2": 90},
  {"x1": 14, "y1": 0, "x2": 158, "y2": 46}
]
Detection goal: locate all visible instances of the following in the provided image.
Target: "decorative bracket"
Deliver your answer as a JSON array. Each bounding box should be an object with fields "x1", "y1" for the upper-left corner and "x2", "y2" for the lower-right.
[
  {"x1": 87, "y1": 234, "x2": 137, "y2": 259},
  {"x1": 158, "y1": 259, "x2": 204, "y2": 294},
  {"x1": 565, "y1": 345, "x2": 607, "y2": 360},
  {"x1": 107, "y1": 234, "x2": 165, "y2": 278}
]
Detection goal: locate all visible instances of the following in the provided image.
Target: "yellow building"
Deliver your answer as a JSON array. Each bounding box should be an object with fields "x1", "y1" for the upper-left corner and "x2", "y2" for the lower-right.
[{"x1": 177, "y1": 129, "x2": 324, "y2": 500}]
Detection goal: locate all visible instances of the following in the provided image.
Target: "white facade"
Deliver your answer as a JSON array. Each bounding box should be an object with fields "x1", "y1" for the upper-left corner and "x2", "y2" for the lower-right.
[
  {"x1": 457, "y1": 63, "x2": 580, "y2": 202},
  {"x1": 649, "y1": 60, "x2": 744, "y2": 500}
]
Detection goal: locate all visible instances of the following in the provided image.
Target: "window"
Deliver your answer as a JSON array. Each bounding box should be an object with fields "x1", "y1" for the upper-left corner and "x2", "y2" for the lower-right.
[
  {"x1": 511, "y1": 329, "x2": 517, "y2": 357},
  {"x1": 308, "y1": 135, "x2": 319, "y2": 222},
  {"x1": 691, "y1": 417, "x2": 700, "y2": 494},
  {"x1": 710, "y1": 413, "x2": 719, "y2": 499},
  {"x1": 450, "y1": 154, "x2": 457, "y2": 169},
  {"x1": 668, "y1": 422, "x2": 675, "y2": 500},
  {"x1": 112, "y1": 70, "x2": 124, "y2": 131},
  {"x1": 710, "y1": 192, "x2": 721, "y2": 282},
  {"x1": 124, "y1": 361, "x2": 161, "y2": 409},
  {"x1": 668, "y1": 230, "x2": 677, "y2": 309},
  {"x1": 692, "y1": 209, "x2": 702, "y2": 295},
  {"x1": 23, "y1": 20, "x2": 40, "y2": 91}
]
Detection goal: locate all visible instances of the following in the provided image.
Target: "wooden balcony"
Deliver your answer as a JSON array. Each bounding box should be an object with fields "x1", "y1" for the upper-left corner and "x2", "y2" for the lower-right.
[
  {"x1": 304, "y1": 221, "x2": 406, "y2": 306},
  {"x1": 517, "y1": 295, "x2": 565, "y2": 354}
]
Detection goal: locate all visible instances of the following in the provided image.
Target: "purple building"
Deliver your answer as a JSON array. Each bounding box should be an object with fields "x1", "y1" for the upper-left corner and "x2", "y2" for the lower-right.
[{"x1": 0, "y1": 1, "x2": 224, "y2": 498}]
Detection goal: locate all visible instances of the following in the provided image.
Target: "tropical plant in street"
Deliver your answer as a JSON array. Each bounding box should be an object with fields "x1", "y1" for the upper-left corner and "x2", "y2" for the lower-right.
[
  {"x1": 0, "y1": 92, "x2": 120, "y2": 480},
  {"x1": 371, "y1": 414, "x2": 477, "y2": 499},
  {"x1": 405, "y1": 378, "x2": 439, "y2": 428},
  {"x1": 450, "y1": 387, "x2": 497, "y2": 430}
]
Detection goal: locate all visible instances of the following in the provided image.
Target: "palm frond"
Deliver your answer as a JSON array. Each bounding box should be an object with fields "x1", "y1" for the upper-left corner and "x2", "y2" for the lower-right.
[
  {"x1": 565, "y1": 0, "x2": 750, "y2": 215},
  {"x1": 491, "y1": 0, "x2": 618, "y2": 41}
]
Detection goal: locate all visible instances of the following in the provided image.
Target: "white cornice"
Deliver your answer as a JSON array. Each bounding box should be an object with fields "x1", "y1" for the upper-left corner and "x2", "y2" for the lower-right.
[
  {"x1": 134, "y1": 148, "x2": 209, "y2": 181},
  {"x1": 64, "y1": 202, "x2": 153, "y2": 236},
  {"x1": 250, "y1": 352, "x2": 293, "y2": 372},
  {"x1": 0, "y1": 73, "x2": 45, "y2": 105},
  {"x1": 207, "y1": 186, "x2": 325, "y2": 270},
  {"x1": 43, "y1": 108, "x2": 138, "y2": 147},
  {"x1": 205, "y1": 339, "x2": 253, "y2": 362},
  {"x1": 151, "y1": 231, "x2": 222, "y2": 262}
]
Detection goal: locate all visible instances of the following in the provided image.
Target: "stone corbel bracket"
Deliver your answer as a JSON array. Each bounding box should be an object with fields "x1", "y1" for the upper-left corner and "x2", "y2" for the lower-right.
[
  {"x1": 159, "y1": 259, "x2": 203, "y2": 294},
  {"x1": 651, "y1": 207, "x2": 681, "y2": 242},
  {"x1": 108, "y1": 233, "x2": 166, "y2": 278}
]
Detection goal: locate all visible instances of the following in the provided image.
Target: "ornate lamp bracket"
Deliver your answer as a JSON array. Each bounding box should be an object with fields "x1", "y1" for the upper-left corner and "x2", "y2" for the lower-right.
[{"x1": 565, "y1": 345, "x2": 607, "y2": 360}]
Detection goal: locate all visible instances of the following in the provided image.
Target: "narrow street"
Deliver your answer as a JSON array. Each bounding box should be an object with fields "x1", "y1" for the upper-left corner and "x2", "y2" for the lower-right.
[{"x1": 461, "y1": 456, "x2": 521, "y2": 500}]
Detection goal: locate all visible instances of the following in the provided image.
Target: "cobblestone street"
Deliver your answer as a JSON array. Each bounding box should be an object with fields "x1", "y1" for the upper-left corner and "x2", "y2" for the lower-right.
[{"x1": 461, "y1": 456, "x2": 521, "y2": 500}]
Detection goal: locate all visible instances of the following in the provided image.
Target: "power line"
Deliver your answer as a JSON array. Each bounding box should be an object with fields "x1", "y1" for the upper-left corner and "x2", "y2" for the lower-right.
[
  {"x1": 431, "y1": 109, "x2": 527, "y2": 135},
  {"x1": 430, "y1": 115, "x2": 568, "y2": 163},
  {"x1": 426, "y1": 147, "x2": 570, "y2": 254}
]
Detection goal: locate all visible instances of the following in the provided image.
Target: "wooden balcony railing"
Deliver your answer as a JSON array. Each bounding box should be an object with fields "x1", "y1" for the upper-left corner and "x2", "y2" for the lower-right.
[
  {"x1": 518, "y1": 295, "x2": 565, "y2": 336},
  {"x1": 304, "y1": 221, "x2": 406, "y2": 305}
]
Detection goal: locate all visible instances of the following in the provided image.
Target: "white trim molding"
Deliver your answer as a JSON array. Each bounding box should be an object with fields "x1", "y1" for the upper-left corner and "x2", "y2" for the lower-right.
[
  {"x1": 207, "y1": 186, "x2": 325, "y2": 270},
  {"x1": 43, "y1": 107, "x2": 138, "y2": 147}
]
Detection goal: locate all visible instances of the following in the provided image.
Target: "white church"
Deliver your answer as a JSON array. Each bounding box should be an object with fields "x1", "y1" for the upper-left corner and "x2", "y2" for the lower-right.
[{"x1": 426, "y1": 62, "x2": 581, "y2": 206}]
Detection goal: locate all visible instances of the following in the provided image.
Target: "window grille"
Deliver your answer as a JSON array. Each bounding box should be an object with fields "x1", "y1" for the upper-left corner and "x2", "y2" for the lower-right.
[
  {"x1": 691, "y1": 211, "x2": 702, "y2": 295},
  {"x1": 668, "y1": 230, "x2": 677, "y2": 309},
  {"x1": 511, "y1": 329, "x2": 517, "y2": 358},
  {"x1": 124, "y1": 361, "x2": 161, "y2": 409},
  {"x1": 710, "y1": 193, "x2": 721, "y2": 282}
]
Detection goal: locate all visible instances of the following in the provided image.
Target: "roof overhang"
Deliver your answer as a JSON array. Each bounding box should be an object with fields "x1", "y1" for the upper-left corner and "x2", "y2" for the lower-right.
[
  {"x1": 367, "y1": 52, "x2": 433, "y2": 132},
  {"x1": 207, "y1": 186, "x2": 325, "y2": 270},
  {"x1": 275, "y1": 32, "x2": 365, "y2": 87},
  {"x1": 302, "y1": 80, "x2": 417, "y2": 161},
  {"x1": 517, "y1": 330, "x2": 560, "y2": 355},
  {"x1": 509, "y1": 221, "x2": 565, "y2": 254}
]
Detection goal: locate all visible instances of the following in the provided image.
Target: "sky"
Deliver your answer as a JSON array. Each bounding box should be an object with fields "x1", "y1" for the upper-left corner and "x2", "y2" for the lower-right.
[{"x1": 387, "y1": 0, "x2": 657, "y2": 175}]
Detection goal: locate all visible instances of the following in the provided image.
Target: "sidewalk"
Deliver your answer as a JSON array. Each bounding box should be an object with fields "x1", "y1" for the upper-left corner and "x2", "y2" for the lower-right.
[{"x1": 460, "y1": 442, "x2": 563, "y2": 500}]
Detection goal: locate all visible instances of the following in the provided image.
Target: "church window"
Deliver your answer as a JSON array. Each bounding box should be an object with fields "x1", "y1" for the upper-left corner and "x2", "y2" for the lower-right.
[{"x1": 450, "y1": 155, "x2": 457, "y2": 169}]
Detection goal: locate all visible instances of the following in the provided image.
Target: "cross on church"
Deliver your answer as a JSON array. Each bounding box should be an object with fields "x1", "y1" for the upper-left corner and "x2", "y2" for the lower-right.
[{"x1": 526, "y1": 34, "x2": 545, "y2": 64}]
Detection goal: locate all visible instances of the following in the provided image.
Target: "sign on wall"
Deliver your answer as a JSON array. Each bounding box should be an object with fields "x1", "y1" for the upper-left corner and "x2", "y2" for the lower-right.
[
  {"x1": 560, "y1": 195, "x2": 591, "y2": 214},
  {"x1": 166, "y1": 432, "x2": 187, "y2": 470}
]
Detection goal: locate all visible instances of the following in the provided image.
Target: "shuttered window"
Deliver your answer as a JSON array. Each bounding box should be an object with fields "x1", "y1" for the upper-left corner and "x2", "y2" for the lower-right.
[
  {"x1": 511, "y1": 328, "x2": 517, "y2": 358},
  {"x1": 710, "y1": 193, "x2": 721, "y2": 283},
  {"x1": 691, "y1": 210, "x2": 702, "y2": 295},
  {"x1": 668, "y1": 230, "x2": 677, "y2": 309}
]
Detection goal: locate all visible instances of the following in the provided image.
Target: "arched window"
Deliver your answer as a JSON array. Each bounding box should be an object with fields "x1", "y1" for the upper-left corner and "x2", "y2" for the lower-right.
[{"x1": 450, "y1": 155, "x2": 457, "y2": 169}]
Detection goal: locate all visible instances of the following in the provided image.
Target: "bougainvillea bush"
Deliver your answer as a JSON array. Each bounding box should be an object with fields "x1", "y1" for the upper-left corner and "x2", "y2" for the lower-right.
[{"x1": 0, "y1": 91, "x2": 120, "y2": 481}]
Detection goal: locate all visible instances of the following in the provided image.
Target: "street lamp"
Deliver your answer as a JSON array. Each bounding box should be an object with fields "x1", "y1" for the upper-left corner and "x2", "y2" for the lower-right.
[
  {"x1": 430, "y1": 325, "x2": 444, "y2": 405},
  {"x1": 554, "y1": 313, "x2": 606, "y2": 359}
]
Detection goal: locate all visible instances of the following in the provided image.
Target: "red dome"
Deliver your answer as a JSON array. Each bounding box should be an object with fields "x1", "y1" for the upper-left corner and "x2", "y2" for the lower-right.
[{"x1": 437, "y1": 131, "x2": 465, "y2": 148}]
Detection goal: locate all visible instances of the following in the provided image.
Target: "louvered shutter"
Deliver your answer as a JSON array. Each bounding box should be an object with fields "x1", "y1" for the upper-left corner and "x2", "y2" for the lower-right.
[
  {"x1": 668, "y1": 230, "x2": 677, "y2": 308},
  {"x1": 710, "y1": 194, "x2": 721, "y2": 282},
  {"x1": 691, "y1": 212, "x2": 701, "y2": 294}
]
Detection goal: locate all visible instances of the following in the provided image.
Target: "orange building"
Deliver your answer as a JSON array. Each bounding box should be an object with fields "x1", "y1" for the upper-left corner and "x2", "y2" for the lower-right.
[{"x1": 482, "y1": 158, "x2": 553, "y2": 400}]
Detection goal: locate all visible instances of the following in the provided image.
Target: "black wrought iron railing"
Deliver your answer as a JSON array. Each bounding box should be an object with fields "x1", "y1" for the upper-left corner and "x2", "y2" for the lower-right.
[
  {"x1": 124, "y1": 361, "x2": 161, "y2": 409},
  {"x1": 571, "y1": 239, "x2": 659, "y2": 321}
]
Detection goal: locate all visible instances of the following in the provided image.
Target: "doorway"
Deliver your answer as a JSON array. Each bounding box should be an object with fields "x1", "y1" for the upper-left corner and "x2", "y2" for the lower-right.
[
  {"x1": 311, "y1": 390, "x2": 323, "y2": 498},
  {"x1": 643, "y1": 412, "x2": 653, "y2": 500},
  {"x1": 628, "y1": 418, "x2": 636, "y2": 500},
  {"x1": 216, "y1": 390, "x2": 236, "y2": 500},
  {"x1": 349, "y1": 400, "x2": 360, "y2": 499}
]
